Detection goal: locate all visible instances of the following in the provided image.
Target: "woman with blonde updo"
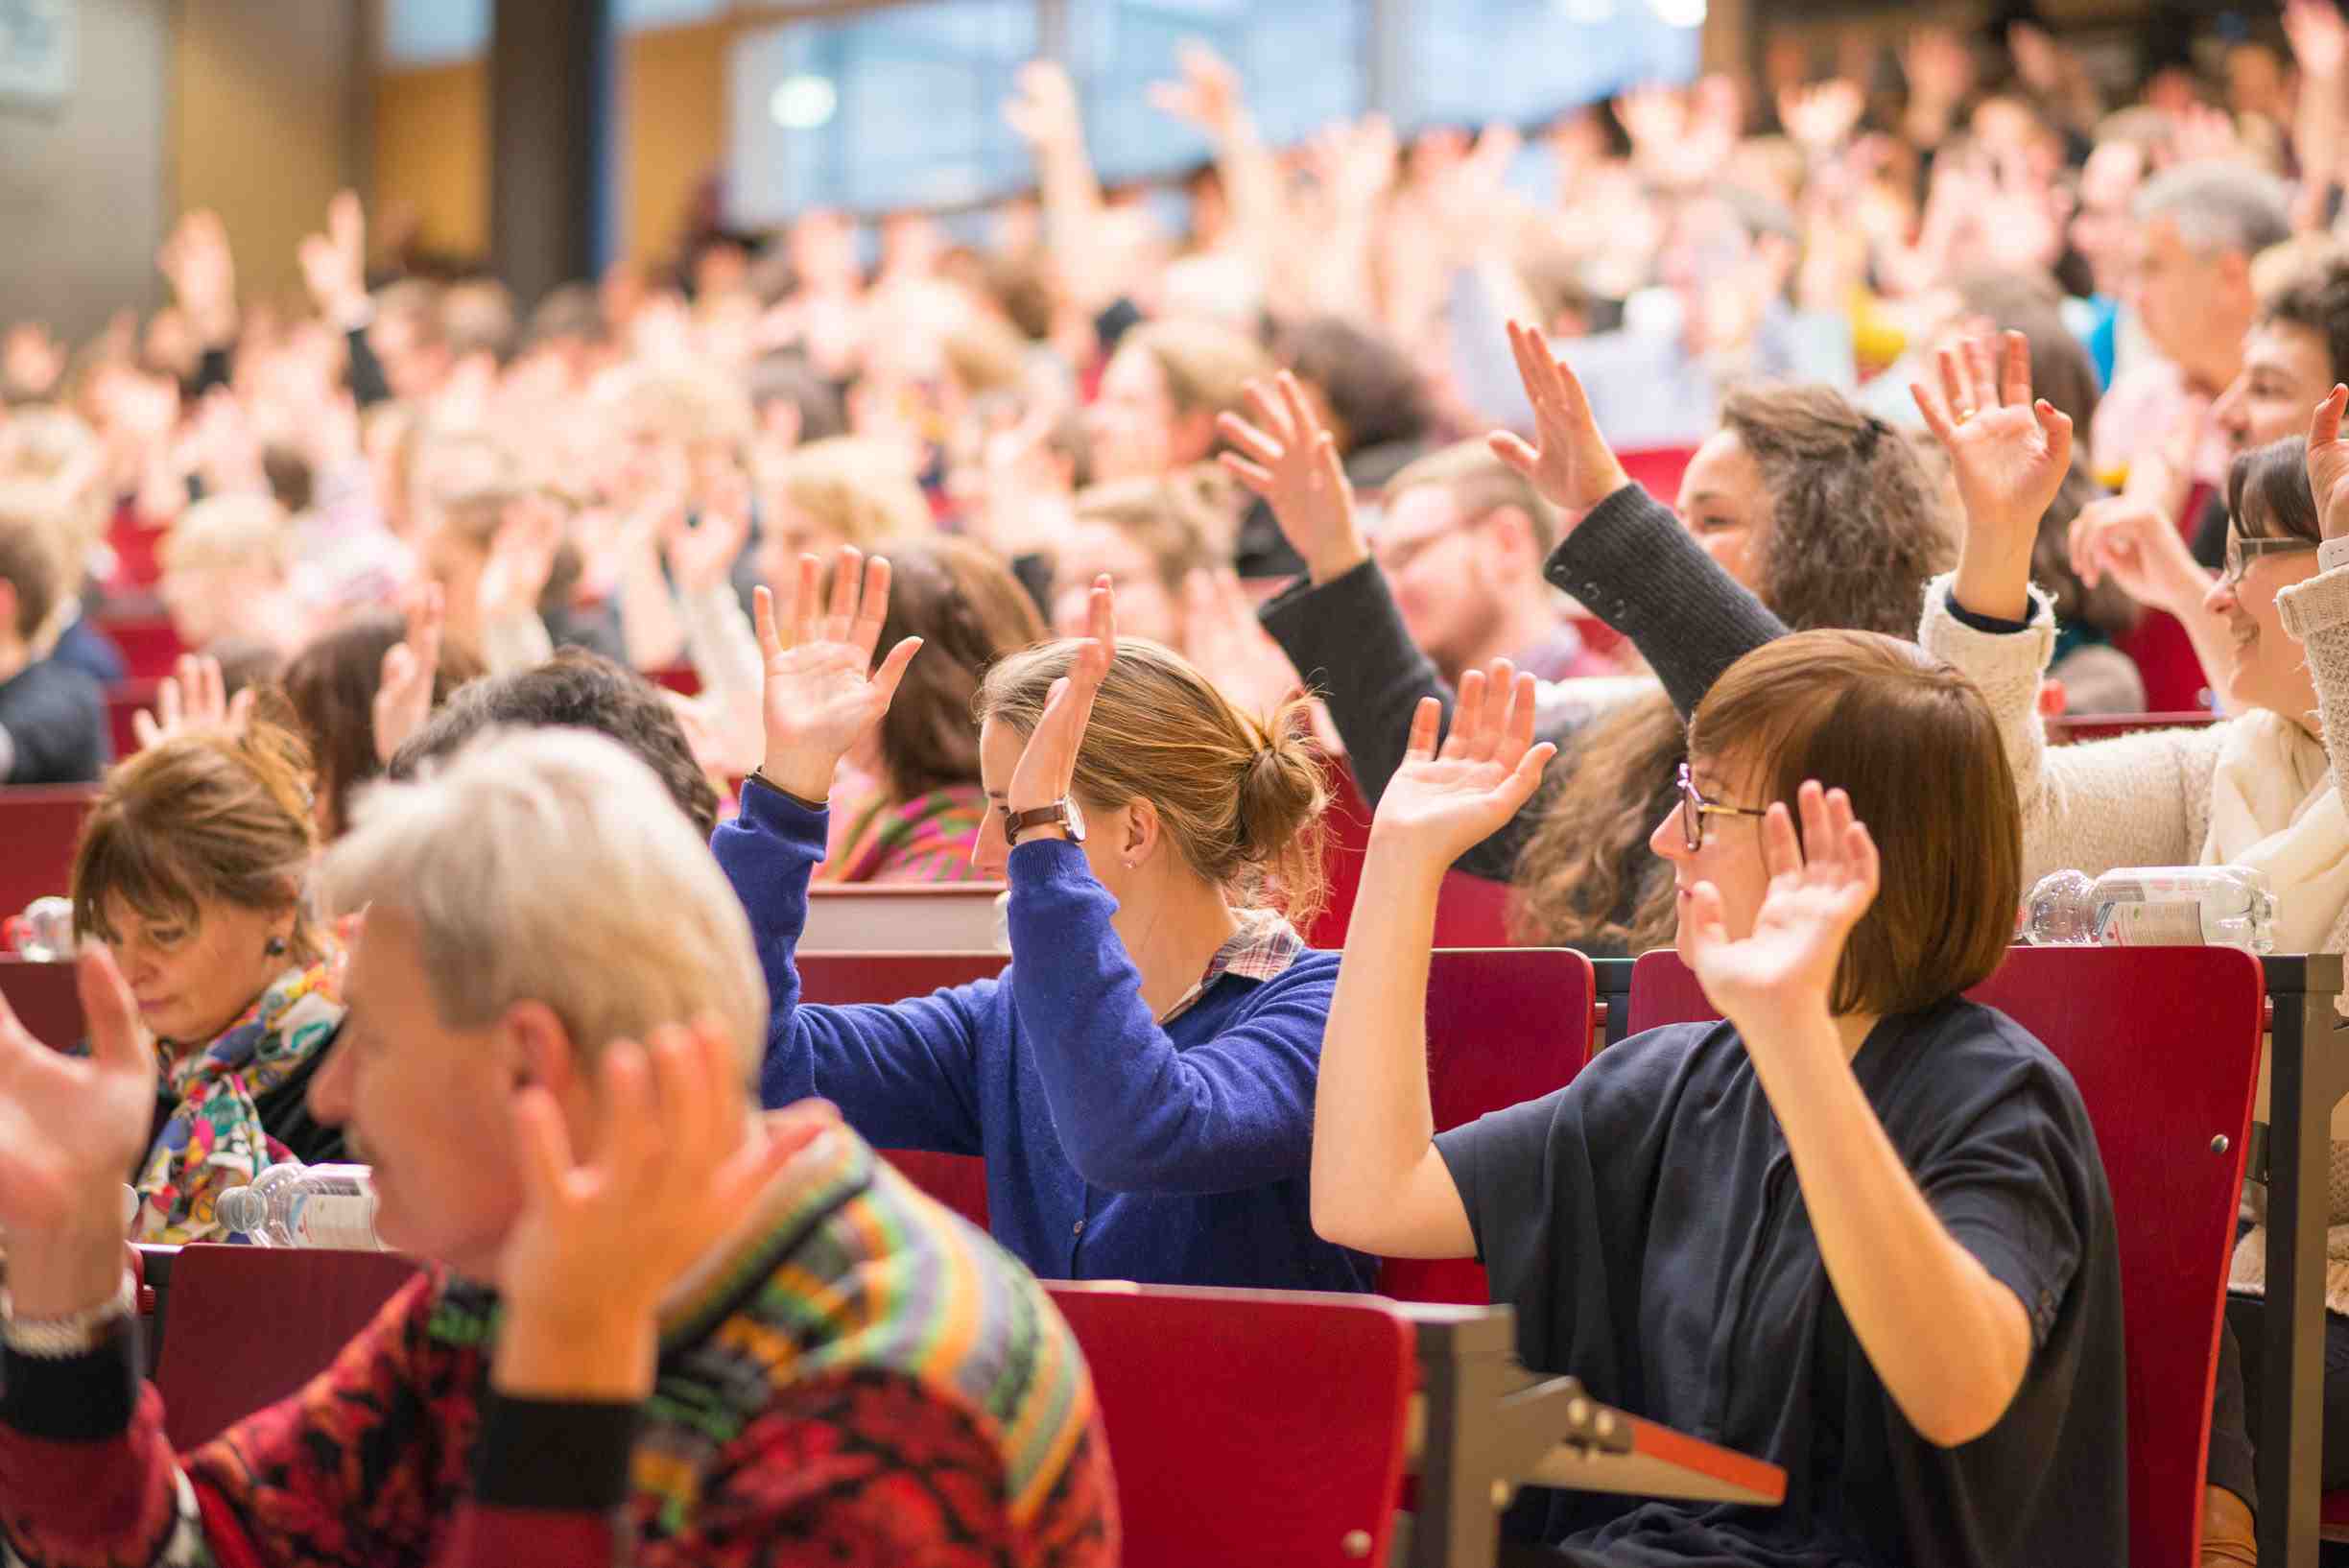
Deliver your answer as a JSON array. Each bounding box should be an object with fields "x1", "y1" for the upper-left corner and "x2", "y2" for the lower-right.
[
  {"x1": 713, "y1": 545, "x2": 1366, "y2": 1292},
  {"x1": 69, "y1": 721, "x2": 345, "y2": 1242}
]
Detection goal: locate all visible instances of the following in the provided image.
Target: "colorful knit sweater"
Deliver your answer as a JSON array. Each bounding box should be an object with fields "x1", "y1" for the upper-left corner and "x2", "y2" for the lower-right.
[{"x1": 0, "y1": 1124, "x2": 1118, "y2": 1568}]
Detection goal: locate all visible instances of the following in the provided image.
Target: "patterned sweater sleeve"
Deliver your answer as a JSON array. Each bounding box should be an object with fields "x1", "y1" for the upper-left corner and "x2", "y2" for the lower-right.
[{"x1": 1918, "y1": 573, "x2": 2228, "y2": 885}]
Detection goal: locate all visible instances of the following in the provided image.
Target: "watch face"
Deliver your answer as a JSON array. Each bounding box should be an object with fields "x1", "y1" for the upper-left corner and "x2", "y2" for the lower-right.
[{"x1": 1063, "y1": 797, "x2": 1087, "y2": 843}]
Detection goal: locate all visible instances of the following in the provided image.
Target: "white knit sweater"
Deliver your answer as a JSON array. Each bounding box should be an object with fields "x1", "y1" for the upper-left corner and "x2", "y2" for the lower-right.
[{"x1": 1920, "y1": 565, "x2": 2349, "y2": 1315}]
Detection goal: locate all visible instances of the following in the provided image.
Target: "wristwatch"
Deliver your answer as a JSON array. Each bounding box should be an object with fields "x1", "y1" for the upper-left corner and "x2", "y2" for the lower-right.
[
  {"x1": 2321, "y1": 535, "x2": 2349, "y2": 576},
  {"x1": 1005, "y1": 797, "x2": 1087, "y2": 846}
]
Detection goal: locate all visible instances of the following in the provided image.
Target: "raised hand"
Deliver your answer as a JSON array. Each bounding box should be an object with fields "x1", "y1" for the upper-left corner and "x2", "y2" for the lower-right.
[
  {"x1": 1218, "y1": 372, "x2": 1364, "y2": 582},
  {"x1": 3, "y1": 322, "x2": 65, "y2": 399},
  {"x1": 158, "y1": 210, "x2": 238, "y2": 344},
  {"x1": 479, "y1": 492, "x2": 566, "y2": 626},
  {"x1": 2068, "y1": 494, "x2": 2212, "y2": 615},
  {"x1": 1146, "y1": 40, "x2": 1244, "y2": 139},
  {"x1": 298, "y1": 190, "x2": 369, "y2": 321},
  {"x1": 1007, "y1": 576, "x2": 1114, "y2": 818},
  {"x1": 1686, "y1": 781, "x2": 1880, "y2": 1028},
  {"x1": 0, "y1": 950, "x2": 154, "y2": 1313},
  {"x1": 2308, "y1": 384, "x2": 2349, "y2": 542},
  {"x1": 133, "y1": 653, "x2": 252, "y2": 751},
  {"x1": 1488, "y1": 319, "x2": 1631, "y2": 521},
  {"x1": 1004, "y1": 59, "x2": 1084, "y2": 154},
  {"x1": 491, "y1": 1021, "x2": 837, "y2": 1396},
  {"x1": 662, "y1": 465, "x2": 752, "y2": 598},
  {"x1": 1910, "y1": 330, "x2": 2074, "y2": 618},
  {"x1": 2288, "y1": 0, "x2": 2349, "y2": 83},
  {"x1": 753, "y1": 546, "x2": 923, "y2": 799},
  {"x1": 373, "y1": 581, "x2": 446, "y2": 765},
  {"x1": 1370, "y1": 664, "x2": 1556, "y2": 865}
]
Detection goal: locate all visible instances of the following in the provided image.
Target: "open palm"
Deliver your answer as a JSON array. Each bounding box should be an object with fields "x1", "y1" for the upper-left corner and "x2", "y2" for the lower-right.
[
  {"x1": 1687, "y1": 782, "x2": 1880, "y2": 1024},
  {"x1": 1373, "y1": 661, "x2": 1556, "y2": 863},
  {"x1": 1218, "y1": 373, "x2": 1362, "y2": 578},
  {"x1": 0, "y1": 950, "x2": 154, "y2": 1236},
  {"x1": 1910, "y1": 330, "x2": 2074, "y2": 553},
  {"x1": 1488, "y1": 320, "x2": 1631, "y2": 521},
  {"x1": 2307, "y1": 383, "x2": 2349, "y2": 542},
  {"x1": 755, "y1": 546, "x2": 922, "y2": 798}
]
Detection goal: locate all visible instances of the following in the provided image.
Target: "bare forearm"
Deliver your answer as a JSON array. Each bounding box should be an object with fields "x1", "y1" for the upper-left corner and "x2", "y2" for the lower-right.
[
  {"x1": 5, "y1": 1205, "x2": 126, "y2": 1320},
  {"x1": 493, "y1": 1302, "x2": 656, "y2": 1403},
  {"x1": 1749, "y1": 1015, "x2": 2029, "y2": 1445},
  {"x1": 615, "y1": 543, "x2": 687, "y2": 671},
  {"x1": 1313, "y1": 842, "x2": 1459, "y2": 1254}
]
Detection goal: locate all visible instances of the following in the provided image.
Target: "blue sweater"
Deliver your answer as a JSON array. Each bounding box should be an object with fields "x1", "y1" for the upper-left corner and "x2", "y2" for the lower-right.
[{"x1": 712, "y1": 785, "x2": 1373, "y2": 1293}]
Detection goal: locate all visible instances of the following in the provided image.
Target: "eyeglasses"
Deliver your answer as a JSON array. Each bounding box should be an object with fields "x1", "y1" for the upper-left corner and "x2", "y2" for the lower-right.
[
  {"x1": 2221, "y1": 532, "x2": 2319, "y2": 591},
  {"x1": 1677, "y1": 762, "x2": 1770, "y2": 851}
]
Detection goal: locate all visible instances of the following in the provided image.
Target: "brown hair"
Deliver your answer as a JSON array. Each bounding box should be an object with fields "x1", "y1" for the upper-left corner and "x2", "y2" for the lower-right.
[
  {"x1": 1687, "y1": 630, "x2": 2022, "y2": 1014},
  {"x1": 71, "y1": 722, "x2": 322, "y2": 960},
  {"x1": 1513, "y1": 386, "x2": 1955, "y2": 954},
  {"x1": 2228, "y1": 435, "x2": 2322, "y2": 546},
  {"x1": 754, "y1": 437, "x2": 935, "y2": 551},
  {"x1": 1072, "y1": 472, "x2": 1229, "y2": 592},
  {"x1": 975, "y1": 638, "x2": 1330, "y2": 926},
  {"x1": 826, "y1": 539, "x2": 1044, "y2": 802},
  {"x1": 279, "y1": 611, "x2": 487, "y2": 840},
  {"x1": 2258, "y1": 246, "x2": 2349, "y2": 387},
  {"x1": 1120, "y1": 318, "x2": 1273, "y2": 447},
  {"x1": 0, "y1": 487, "x2": 63, "y2": 641},
  {"x1": 1383, "y1": 440, "x2": 1565, "y2": 555}
]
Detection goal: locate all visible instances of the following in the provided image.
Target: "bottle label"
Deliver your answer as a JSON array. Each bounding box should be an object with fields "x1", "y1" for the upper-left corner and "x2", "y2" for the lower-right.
[
  {"x1": 287, "y1": 1190, "x2": 381, "y2": 1250},
  {"x1": 2101, "y1": 899, "x2": 2209, "y2": 946}
]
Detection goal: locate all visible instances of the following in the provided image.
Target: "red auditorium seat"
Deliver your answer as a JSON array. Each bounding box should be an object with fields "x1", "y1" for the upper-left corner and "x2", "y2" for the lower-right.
[
  {"x1": 98, "y1": 617, "x2": 184, "y2": 681},
  {"x1": 0, "y1": 958, "x2": 83, "y2": 1045},
  {"x1": 1626, "y1": 945, "x2": 2265, "y2": 1568},
  {"x1": 1309, "y1": 759, "x2": 1520, "y2": 949},
  {"x1": 1045, "y1": 1281, "x2": 1414, "y2": 1568},
  {"x1": 1377, "y1": 947, "x2": 1595, "y2": 1306},
  {"x1": 2116, "y1": 608, "x2": 2215, "y2": 715},
  {"x1": 0, "y1": 784, "x2": 97, "y2": 915},
  {"x1": 104, "y1": 679, "x2": 161, "y2": 759},
  {"x1": 151, "y1": 1243, "x2": 423, "y2": 1451}
]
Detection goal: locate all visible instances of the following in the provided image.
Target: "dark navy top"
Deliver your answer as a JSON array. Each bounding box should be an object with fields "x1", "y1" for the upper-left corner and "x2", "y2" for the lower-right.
[{"x1": 1436, "y1": 999, "x2": 2125, "y2": 1568}]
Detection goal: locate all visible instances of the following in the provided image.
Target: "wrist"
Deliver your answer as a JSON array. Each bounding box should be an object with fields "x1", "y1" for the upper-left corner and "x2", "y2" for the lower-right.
[
  {"x1": 754, "y1": 757, "x2": 835, "y2": 807},
  {"x1": 492, "y1": 1299, "x2": 658, "y2": 1404},
  {"x1": 4, "y1": 1208, "x2": 132, "y2": 1322},
  {"x1": 1953, "y1": 544, "x2": 2034, "y2": 624},
  {"x1": 1305, "y1": 539, "x2": 1371, "y2": 585}
]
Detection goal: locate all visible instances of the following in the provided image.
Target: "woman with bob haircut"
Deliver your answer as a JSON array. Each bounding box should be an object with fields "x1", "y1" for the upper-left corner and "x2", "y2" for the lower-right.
[
  {"x1": 1311, "y1": 633, "x2": 2125, "y2": 1565},
  {"x1": 712, "y1": 543, "x2": 1367, "y2": 1293},
  {"x1": 68, "y1": 721, "x2": 346, "y2": 1241}
]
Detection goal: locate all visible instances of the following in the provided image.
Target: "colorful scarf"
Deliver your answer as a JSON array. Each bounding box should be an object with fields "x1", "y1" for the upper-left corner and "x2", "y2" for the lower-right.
[{"x1": 133, "y1": 961, "x2": 345, "y2": 1244}]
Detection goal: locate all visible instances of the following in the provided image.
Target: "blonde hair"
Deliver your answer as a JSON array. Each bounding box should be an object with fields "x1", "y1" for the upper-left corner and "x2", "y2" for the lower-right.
[
  {"x1": 0, "y1": 405, "x2": 108, "y2": 564},
  {"x1": 976, "y1": 638, "x2": 1330, "y2": 926},
  {"x1": 160, "y1": 492, "x2": 293, "y2": 577},
  {"x1": 608, "y1": 366, "x2": 753, "y2": 452},
  {"x1": 1120, "y1": 318, "x2": 1273, "y2": 437},
  {"x1": 321, "y1": 727, "x2": 768, "y2": 1076},
  {"x1": 754, "y1": 437, "x2": 934, "y2": 551},
  {"x1": 1071, "y1": 472, "x2": 1229, "y2": 590},
  {"x1": 1383, "y1": 440, "x2": 1565, "y2": 555}
]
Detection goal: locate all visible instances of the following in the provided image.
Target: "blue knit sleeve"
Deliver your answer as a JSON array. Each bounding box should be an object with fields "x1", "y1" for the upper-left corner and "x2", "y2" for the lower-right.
[
  {"x1": 712, "y1": 785, "x2": 987, "y2": 1154},
  {"x1": 1003, "y1": 840, "x2": 1334, "y2": 1194}
]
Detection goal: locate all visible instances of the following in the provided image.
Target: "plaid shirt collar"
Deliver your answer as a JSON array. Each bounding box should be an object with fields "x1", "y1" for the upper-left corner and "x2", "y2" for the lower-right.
[{"x1": 1156, "y1": 910, "x2": 1307, "y2": 1026}]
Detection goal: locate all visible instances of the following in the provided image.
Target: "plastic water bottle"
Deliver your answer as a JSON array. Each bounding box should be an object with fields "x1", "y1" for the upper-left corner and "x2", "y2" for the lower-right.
[
  {"x1": 215, "y1": 1163, "x2": 387, "y2": 1250},
  {"x1": 4, "y1": 897, "x2": 75, "y2": 961},
  {"x1": 2022, "y1": 866, "x2": 2277, "y2": 953}
]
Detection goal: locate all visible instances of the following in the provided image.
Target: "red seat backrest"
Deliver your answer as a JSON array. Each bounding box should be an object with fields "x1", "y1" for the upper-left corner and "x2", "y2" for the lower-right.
[
  {"x1": 792, "y1": 951, "x2": 1008, "y2": 1232},
  {"x1": 105, "y1": 680, "x2": 160, "y2": 761},
  {"x1": 1309, "y1": 759, "x2": 1521, "y2": 949},
  {"x1": 2115, "y1": 609, "x2": 2214, "y2": 714},
  {"x1": 0, "y1": 958, "x2": 83, "y2": 1046},
  {"x1": 100, "y1": 618, "x2": 184, "y2": 681},
  {"x1": 1617, "y1": 447, "x2": 1697, "y2": 504},
  {"x1": 0, "y1": 784, "x2": 98, "y2": 915},
  {"x1": 1626, "y1": 945, "x2": 2264, "y2": 1568},
  {"x1": 1044, "y1": 1281, "x2": 1413, "y2": 1568},
  {"x1": 1378, "y1": 947, "x2": 1595, "y2": 1305},
  {"x1": 154, "y1": 1243, "x2": 424, "y2": 1451}
]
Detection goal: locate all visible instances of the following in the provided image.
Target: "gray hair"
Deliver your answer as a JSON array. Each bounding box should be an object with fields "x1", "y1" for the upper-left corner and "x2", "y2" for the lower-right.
[
  {"x1": 320, "y1": 726, "x2": 769, "y2": 1076},
  {"x1": 2134, "y1": 160, "x2": 2294, "y2": 259}
]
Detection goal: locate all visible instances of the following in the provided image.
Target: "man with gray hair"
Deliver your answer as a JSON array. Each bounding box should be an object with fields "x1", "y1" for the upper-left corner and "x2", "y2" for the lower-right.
[
  {"x1": 2130, "y1": 159, "x2": 2295, "y2": 398},
  {"x1": 0, "y1": 727, "x2": 1117, "y2": 1568}
]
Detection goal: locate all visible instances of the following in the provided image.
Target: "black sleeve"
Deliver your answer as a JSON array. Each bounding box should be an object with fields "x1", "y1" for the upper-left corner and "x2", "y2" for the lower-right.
[
  {"x1": 1093, "y1": 297, "x2": 1143, "y2": 358},
  {"x1": 344, "y1": 324, "x2": 392, "y2": 410},
  {"x1": 1258, "y1": 558, "x2": 1554, "y2": 881},
  {"x1": 1947, "y1": 599, "x2": 2033, "y2": 636},
  {"x1": 2190, "y1": 489, "x2": 2230, "y2": 574},
  {"x1": 1434, "y1": 1088, "x2": 1569, "y2": 1267},
  {"x1": 1009, "y1": 551, "x2": 1055, "y2": 623},
  {"x1": 192, "y1": 344, "x2": 233, "y2": 399},
  {"x1": 1542, "y1": 485, "x2": 1790, "y2": 720}
]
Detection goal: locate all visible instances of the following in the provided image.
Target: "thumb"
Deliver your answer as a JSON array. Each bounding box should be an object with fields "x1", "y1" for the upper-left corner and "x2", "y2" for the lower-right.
[{"x1": 79, "y1": 947, "x2": 147, "y2": 1078}]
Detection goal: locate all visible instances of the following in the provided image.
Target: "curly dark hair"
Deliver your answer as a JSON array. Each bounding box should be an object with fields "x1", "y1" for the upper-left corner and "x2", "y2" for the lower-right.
[
  {"x1": 2261, "y1": 250, "x2": 2349, "y2": 390},
  {"x1": 1272, "y1": 315, "x2": 1438, "y2": 456},
  {"x1": 386, "y1": 649, "x2": 719, "y2": 838},
  {"x1": 1512, "y1": 384, "x2": 1957, "y2": 955}
]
